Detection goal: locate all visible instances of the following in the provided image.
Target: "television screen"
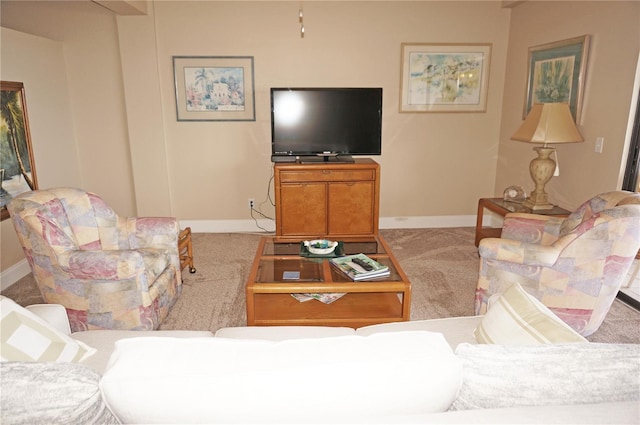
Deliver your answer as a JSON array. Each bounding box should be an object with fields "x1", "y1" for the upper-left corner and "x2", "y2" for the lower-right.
[{"x1": 271, "y1": 88, "x2": 382, "y2": 162}]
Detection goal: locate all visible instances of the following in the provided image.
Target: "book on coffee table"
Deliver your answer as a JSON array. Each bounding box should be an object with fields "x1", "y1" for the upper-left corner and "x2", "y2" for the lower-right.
[
  {"x1": 329, "y1": 253, "x2": 390, "y2": 281},
  {"x1": 290, "y1": 254, "x2": 389, "y2": 304}
]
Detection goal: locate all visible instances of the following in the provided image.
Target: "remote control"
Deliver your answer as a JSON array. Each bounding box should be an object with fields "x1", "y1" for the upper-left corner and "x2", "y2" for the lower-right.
[{"x1": 352, "y1": 257, "x2": 374, "y2": 271}]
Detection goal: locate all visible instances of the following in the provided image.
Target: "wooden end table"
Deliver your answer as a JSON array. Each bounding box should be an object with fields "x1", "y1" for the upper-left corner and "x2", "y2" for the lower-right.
[
  {"x1": 475, "y1": 198, "x2": 571, "y2": 246},
  {"x1": 245, "y1": 235, "x2": 411, "y2": 328}
]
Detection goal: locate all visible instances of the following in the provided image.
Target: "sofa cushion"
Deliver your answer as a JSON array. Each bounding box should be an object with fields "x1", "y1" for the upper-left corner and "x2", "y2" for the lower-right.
[
  {"x1": 100, "y1": 331, "x2": 462, "y2": 423},
  {"x1": 0, "y1": 361, "x2": 119, "y2": 424},
  {"x1": 450, "y1": 343, "x2": 640, "y2": 411},
  {"x1": 356, "y1": 316, "x2": 482, "y2": 349},
  {"x1": 215, "y1": 325, "x2": 356, "y2": 340},
  {"x1": 72, "y1": 329, "x2": 214, "y2": 374},
  {"x1": 473, "y1": 283, "x2": 587, "y2": 344},
  {"x1": 0, "y1": 296, "x2": 95, "y2": 363}
]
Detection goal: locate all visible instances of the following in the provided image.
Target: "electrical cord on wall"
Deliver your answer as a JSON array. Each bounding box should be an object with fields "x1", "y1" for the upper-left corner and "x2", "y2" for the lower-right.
[
  {"x1": 267, "y1": 173, "x2": 275, "y2": 207},
  {"x1": 250, "y1": 172, "x2": 275, "y2": 233},
  {"x1": 250, "y1": 205, "x2": 274, "y2": 233}
]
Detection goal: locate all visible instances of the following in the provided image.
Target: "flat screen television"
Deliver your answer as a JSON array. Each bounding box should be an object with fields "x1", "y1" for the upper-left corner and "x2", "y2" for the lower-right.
[{"x1": 270, "y1": 87, "x2": 382, "y2": 163}]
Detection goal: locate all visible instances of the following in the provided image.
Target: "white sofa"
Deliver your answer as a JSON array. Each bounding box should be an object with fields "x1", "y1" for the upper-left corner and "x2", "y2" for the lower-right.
[
  {"x1": 2, "y1": 291, "x2": 639, "y2": 425},
  {"x1": 0, "y1": 284, "x2": 640, "y2": 424}
]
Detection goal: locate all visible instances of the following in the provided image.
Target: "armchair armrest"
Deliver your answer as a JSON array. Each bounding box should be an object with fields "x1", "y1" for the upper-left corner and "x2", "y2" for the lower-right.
[
  {"x1": 126, "y1": 217, "x2": 179, "y2": 251},
  {"x1": 502, "y1": 213, "x2": 565, "y2": 245},
  {"x1": 25, "y1": 304, "x2": 72, "y2": 336},
  {"x1": 57, "y1": 249, "x2": 147, "y2": 284},
  {"x1": 478, "y1": 237, "x2": 564, "y2": 267}
]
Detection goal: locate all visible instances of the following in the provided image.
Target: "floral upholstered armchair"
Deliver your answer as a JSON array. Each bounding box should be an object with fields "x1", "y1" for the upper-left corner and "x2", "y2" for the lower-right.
[
  {"x1": 7, "y1": 187, "x2": 182, "y2": 332},
  {"x1": 475, "y1": 191, "x2": 640, "y2": 336}
]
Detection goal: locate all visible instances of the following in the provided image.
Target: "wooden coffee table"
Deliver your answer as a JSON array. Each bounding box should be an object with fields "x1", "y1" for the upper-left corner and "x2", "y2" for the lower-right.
[{"x1": 245, "y1": 235, "x2": 411, "y2": 328}]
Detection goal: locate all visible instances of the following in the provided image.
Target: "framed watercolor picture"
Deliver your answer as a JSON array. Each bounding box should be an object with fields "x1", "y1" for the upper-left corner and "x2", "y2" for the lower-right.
[
  {"x1": 173, "y1": 56, "x2": 255, "y2": 121},
  {"x1": 524, "y1": 35, "x2": 590, "y2": 122},
  {"x1": 400, "y1": 43, "x2": 492, "y2": 113},
  {"x1": 0, "y1": 81, "x2": 38, "y2": 221}
]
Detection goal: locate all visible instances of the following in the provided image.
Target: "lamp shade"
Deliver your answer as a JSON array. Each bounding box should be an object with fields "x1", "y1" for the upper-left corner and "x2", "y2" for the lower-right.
[{"x1": 511, "y1": 103, "x2": 584, "y2": 145}]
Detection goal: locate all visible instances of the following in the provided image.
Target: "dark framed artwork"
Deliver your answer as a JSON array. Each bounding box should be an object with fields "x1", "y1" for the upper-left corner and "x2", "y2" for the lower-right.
[
  {"x1": 173, "y1": 56, "x2": 255, "y2": 121},
  {"x1": 1, "y1": 81, "x2": 38, "y2": 221},
  {"x1": 524, "y1": 35, "x2": 590, "y2": 122}
]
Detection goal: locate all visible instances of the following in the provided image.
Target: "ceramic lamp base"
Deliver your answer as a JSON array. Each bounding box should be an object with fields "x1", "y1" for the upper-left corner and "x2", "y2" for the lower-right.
[
  {"x1": 524, "y1": 146, "x2": 556, "y2": 211},
  {"x1": 523, "y1": 194, "x2": 554, "y2": 210}
]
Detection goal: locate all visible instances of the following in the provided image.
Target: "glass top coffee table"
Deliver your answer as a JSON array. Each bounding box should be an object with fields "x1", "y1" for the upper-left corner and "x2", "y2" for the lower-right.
[{"x1": 245, "y1": 235, "x2": 411, "y2": 328}]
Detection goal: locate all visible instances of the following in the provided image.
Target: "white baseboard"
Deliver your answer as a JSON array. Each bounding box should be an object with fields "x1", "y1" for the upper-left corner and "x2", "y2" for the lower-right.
[
  {"x1": 179, "y1": 218, "x2": 277, "y2": 234},
  {"x1": 1, "y1": 259, "x2": 31, "y2": 291},
  {"x1": 2, "y1": 214, "x2": 479, "y2": 290},
  {"x1": 380, "y1": 215, "x2": 477, "y2": 229},
  {"x1": 181, "y1": 214, "x2": 478, "y2": 234}
]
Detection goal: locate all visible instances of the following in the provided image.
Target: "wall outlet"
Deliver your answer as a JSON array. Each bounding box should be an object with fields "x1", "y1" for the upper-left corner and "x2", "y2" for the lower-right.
[
  {"x1": 248, "y1": 198, "x2": 255, "y2": 210},
  {"x1": 595, "y1": 137, "x2": 604, "y2": 154}
]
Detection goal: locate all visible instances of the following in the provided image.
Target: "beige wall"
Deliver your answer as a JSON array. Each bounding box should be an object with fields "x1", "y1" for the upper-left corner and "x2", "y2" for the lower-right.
[
  {"x1": 1, "y1": 2, "x2": 137, "y2": 278},
  {"x1": 1, "y1": 0, "x2": 138, "y2": 215},
  {"x1": 0, "y1": 28, "x2": 81, "y2": 270},
  {"x1": 496, "y1": 0, "x2": 640, "y2": 210},
  {"x1": 61, "y1": 2, "x2": 137, "y2": 215},
  {"x1": 1, "y1": 0, "x2": 638, "y2": 282},
  {"x1": 117, "y1": 1, "x2": 510, "y2": 221}
]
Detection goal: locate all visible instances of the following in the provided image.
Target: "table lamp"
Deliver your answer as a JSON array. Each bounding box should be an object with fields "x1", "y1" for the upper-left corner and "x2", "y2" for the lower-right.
[{"x1": 511, "y1": 103, "x2": 583, "y2": 210}]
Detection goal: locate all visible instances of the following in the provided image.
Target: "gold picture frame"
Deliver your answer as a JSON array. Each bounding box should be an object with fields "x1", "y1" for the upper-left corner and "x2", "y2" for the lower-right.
[
  {"x1": 400, "y1": 43, "x2": 492, "y2": 113},
  {"x1": 1, "y1": 81, "x2": 38, "y2": 221}
]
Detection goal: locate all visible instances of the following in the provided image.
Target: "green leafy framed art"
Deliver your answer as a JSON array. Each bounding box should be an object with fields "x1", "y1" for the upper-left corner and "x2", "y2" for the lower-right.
[
  {"x1": 524, "y1": 35, "x2": 590, "y2": 122},
  {"x1": 1, "y1": 81, "x2": 38, "y2": 221}
]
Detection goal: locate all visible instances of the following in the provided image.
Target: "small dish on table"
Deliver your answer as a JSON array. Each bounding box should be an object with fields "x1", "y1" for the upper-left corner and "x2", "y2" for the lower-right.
[{"x1": 304, "y1": 239, "x2": 339, "y2": 255}]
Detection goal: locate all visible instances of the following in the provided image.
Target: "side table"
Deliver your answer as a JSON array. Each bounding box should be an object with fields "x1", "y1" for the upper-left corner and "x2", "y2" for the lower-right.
[{"x1": 475, "y1": 198, "x2": 571, "y2": 246}]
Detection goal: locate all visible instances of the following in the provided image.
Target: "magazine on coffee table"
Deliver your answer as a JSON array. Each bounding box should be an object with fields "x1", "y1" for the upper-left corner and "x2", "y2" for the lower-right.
[
  {"x1": 291, "y1": 292, "x2": 346, "y2": 304},
  {"x1": 329, "y1": 253, "x2": 390, "y2": 281},
  {"x1": 290, "y1": 254, "x2": 388, "y2": 303}
]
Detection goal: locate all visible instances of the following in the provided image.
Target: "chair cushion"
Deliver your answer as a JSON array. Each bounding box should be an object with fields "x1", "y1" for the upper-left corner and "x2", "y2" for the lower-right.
[
  {"x1": 0, "y1": 296, "x2": 96, "y2": 363},
  {"x1": 140, "y1": 248, "x2": 171, "y2": 283},
  {"x1": 473, "y1": 283, "x2": 587, "y2": 345},
  {"x1": 100, "y1": 332, "x2": 463, "y2": 423}
]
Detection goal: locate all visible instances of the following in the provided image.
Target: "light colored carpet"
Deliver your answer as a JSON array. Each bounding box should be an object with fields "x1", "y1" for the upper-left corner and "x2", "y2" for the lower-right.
[{"x1": 3, "y1": 228, "x2": 640, "y2": 343}]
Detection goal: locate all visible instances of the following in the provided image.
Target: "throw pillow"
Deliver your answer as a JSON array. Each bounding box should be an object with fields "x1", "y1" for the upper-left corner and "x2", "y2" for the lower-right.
[
  {"x1": 1, "y1": 361, "x2": 119, "y2": 424},
  {"x1": 473, "y1": 283, "x2": 587, "y2": 344},
  {"x1": 0, "y1": 296, "x2": 95, "y2": 362},
  {"x1": 450, "y1": 342, "x2": 640, "y2": 410},
  {"x1": 100, "y1": 331, "x2": 462, "y2": 423}
]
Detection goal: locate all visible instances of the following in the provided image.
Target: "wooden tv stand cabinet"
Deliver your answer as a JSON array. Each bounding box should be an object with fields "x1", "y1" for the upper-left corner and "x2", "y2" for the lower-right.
[{"x1": 274, "y1": 159, "x2": 380, "y2": 238}]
